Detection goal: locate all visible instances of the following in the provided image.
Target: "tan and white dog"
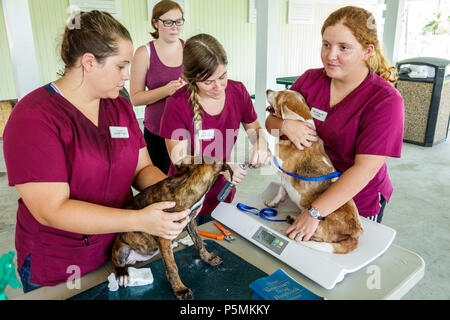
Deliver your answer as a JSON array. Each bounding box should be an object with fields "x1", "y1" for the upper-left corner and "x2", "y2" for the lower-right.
[{"x1": 265, "y1": 89, "x2": 363, "y2": 254}]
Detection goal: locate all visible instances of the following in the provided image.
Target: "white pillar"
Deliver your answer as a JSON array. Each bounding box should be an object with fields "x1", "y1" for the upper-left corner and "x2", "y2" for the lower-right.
[
  {"x1": 254, "y1": 0, "x2": 278, "y2": 122},
  {"x1": 2, "y1": 0, "x2": 40, "y2": 99},
  {"x1": 383, "y1": 0, "x2": 405, "y2": 65}
]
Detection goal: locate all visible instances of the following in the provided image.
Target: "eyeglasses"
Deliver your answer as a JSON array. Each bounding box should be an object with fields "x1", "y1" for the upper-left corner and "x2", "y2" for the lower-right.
[{"x1": 156, "y1": 18, "x2": 185, "y2": 27}]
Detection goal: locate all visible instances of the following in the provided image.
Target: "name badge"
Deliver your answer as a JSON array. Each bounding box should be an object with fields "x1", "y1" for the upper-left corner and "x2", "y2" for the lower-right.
[
  {"x1": 198, "y1": 129, "x2": 214, "y2": 140},
  {"x1": 311, "y1": 107, "x2": 328, "y2": 122},
  {"x1": 109, "y1": 126, "x2": 129, "y2": 139}
]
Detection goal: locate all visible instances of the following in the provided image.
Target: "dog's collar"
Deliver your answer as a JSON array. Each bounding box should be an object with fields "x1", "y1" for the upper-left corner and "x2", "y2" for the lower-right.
[
  {"x1": 188, "y1": 194, "x2": 206, "y2": 221},
  {"x1": 272, "y1": 156, "x2": 342, "y2": 181},
  {"x1": 265, "y1": 106, "x2": 287, "y2": 140},
  {"x1": 265, "y1": 105, "x2": 275, "y2": 113}
]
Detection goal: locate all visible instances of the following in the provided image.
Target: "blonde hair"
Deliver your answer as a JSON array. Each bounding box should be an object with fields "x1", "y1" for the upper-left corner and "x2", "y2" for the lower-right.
[
  {"x1": 182, "y1": 34, "x2": 228, "y2": 156},
  {"x1": 321, "y1": 6, "x2": 398, "y2": 83},
  {"x1": 150, "y1": 0, "x2": 184, "y2": 39}
]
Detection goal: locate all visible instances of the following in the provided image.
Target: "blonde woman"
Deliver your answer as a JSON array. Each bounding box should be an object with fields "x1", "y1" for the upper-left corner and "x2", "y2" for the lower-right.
[
  {"x1": 160, "y1": 34, "x2": 271, "y2": 225},
  {"x1": 130, "y1": 0, "x2": 186, "y2": 174},
  {"x1": 266, "y1": 6, "x2": 404, "y2": 242}
]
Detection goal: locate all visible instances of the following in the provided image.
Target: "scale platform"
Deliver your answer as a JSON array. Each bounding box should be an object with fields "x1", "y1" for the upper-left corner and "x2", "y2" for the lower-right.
[{"x1": 212, "y1": 182, "x2": 396, "y2": 290}]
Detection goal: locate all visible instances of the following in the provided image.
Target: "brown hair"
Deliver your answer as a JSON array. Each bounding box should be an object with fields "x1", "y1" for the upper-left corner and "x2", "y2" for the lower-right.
[
  {"x1": 150, "y1": 0, "x2": 184, "y2": 39},
  {"x1": 321, "y1": 6, "x2": 398, "y2": 83},
  {"x1": 182, "y1": 33, "x2": 228, "y2": 156},
  {"x1": 60, "y1": 10, "x2": 131, "y2": 75}
]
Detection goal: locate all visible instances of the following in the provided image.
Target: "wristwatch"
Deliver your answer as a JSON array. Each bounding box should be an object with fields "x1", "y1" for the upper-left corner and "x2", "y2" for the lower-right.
[{"x1": 308, "y1": 206, "x2": 326, "y2": 221}]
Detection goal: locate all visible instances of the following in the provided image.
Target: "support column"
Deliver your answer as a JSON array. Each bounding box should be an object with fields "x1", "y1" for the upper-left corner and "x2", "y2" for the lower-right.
[
  {"x1": 383, "y1": 0, "x2": 406, "y2": 65},
  {"x1": 254, "y1": 0, "x2": 278, "y2": 122},
  {"x1": 2, "y1": 0, "x2": 40, "y2": 99}
]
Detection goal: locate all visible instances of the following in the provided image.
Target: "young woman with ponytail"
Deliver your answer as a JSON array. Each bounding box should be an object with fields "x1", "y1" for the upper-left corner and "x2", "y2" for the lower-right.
[
  {"x1": 160, "y1": 33, "x2": 271, "y2": 225},
  {"x1": 3, "y1": 11, "x2": 190, "y2": 291},
  {"x1": 266, "y1": 6, "x2": 405, "y2": 242}
]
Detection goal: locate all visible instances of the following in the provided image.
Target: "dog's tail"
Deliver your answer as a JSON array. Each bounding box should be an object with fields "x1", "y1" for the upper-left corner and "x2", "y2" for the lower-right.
[{"x1": 300, "y1": 236, "x2": 359, "y2": 254}]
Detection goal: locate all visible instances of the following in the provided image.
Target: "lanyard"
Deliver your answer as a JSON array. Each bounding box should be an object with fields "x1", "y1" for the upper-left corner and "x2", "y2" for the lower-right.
[{"x1": 236, "y1": 203, "x2": 286, "y2": 222}]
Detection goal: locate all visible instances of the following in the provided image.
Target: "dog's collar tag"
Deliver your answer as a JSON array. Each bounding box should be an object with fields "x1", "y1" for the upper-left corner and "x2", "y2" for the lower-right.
[
  {"x1": 198, "y1": 129, "x2": 214, "y2": 140},
  {"x1": 109, "y1": 126, "x2": 129, "y2": 139},
  {"x1": 311, "y1": 107, "x2": 327, "y2": 122}
]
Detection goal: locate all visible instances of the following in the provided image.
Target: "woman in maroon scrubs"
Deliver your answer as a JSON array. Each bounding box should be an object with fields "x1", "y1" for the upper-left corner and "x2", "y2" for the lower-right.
[
  {"x1": 3, "y1": 11, "x2": 189, "y2": 292},
  {"x1": 265, "y1": 6, "x2": 404, "y2": 242}
]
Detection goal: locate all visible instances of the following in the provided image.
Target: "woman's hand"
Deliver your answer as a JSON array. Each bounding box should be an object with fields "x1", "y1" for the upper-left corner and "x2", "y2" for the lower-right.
[
  {"x1": 138, "y1": 201, "x2": 190, "y2": 240},
  {"x1": 249, "y1": 138, "x2": 272, "y2": 168},
  {"x1": 282, "y1": 120, "x2": 318, "y2": 150},
  {"x1": 165, "y1": 78, "x2": 186, "y2": 96},
  {"x1": 285, "y1": 209, "x2": 319, "y2": 242},
  {"x1": 222, "y1": 163, "x2": 248, "y2": 186}
]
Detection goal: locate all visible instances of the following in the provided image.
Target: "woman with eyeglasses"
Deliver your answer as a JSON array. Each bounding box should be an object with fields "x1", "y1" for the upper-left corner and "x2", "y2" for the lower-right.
[{"x1": 130, "y1": 0, "x2": 186, "y2": 175}]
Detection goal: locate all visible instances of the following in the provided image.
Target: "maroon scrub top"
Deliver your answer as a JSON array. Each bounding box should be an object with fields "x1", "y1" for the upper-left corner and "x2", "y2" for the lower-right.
[
  {"x1": 3, "y1": 84, "x2": 146, "y2": 286},
  {"x1": 290, "y1": 68, "x2": 404, "y2": 217},
  {"x1": 160, "y1": 80, "x2": 258, "y2": 215}
]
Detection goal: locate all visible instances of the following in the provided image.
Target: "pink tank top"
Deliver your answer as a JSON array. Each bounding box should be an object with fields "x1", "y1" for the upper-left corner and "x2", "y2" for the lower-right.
[{"x1": 144, "y1": 39, "x2": 184, "y2": 134}]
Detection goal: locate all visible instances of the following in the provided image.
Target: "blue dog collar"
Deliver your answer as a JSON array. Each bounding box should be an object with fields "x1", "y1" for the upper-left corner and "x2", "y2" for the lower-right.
[{"x1": 273, "y1": 156, "x2": 342, "y2": 182}]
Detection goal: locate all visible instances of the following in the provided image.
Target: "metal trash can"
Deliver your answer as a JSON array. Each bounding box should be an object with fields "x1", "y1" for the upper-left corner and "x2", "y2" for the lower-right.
[{"x1": 396, "y1": 57, "x2": 450, "y2": 147}]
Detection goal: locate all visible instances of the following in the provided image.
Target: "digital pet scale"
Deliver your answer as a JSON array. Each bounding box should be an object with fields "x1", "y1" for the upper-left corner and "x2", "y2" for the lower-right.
[{"x1": 211, "y1": 182, "x2": 396, "y2": 289}]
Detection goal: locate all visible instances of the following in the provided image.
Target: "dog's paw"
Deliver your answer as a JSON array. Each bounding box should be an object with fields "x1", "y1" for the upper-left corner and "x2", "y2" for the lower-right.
[
  {"x1": 115, "y1": 266, "x2": 130, "y2": 287},
  {"x1": 206, "y1": 254, "x2": 222, "y2": 266},
  {"x1": 264, "y1": 200, "x2": 279, "y2": 208},
  {"x1": 286, "y1": 215, "x2": 296, "y2": 224},
  {"x1": 117, "y1": 274, "x2": 129, "y2": 287},
  {"x1": 176, "y1": 287, "x2": 194, "y2": 300}
]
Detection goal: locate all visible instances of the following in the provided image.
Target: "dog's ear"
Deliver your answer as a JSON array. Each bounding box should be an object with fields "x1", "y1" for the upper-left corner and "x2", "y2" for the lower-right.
[
  {"x1": 174, "y1": 155, "x2": 195, "y2": 173},
  {"x1": 280, "y1": 105, "x2": 305, "y2": 121}
]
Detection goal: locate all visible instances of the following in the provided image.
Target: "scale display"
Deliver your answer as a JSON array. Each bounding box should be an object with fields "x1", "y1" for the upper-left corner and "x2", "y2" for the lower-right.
[{"x1": 252, "y1": 226, "x2": 288, "y2": 255}]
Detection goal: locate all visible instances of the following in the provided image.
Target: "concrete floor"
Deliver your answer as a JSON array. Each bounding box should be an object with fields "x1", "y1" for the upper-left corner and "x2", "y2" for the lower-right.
[{"x1": 1, "y1": 130, "x2": 449, "y2": 300}]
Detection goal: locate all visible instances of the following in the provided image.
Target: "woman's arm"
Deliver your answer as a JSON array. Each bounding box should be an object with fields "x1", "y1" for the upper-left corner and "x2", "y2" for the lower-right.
[
  {"x1": 165, "y1": 138, "x2": 189, "y2": 165},
  {"x1": 286, "y1": 154, "x2": 387, "y2": 241},
  {"x1": 129, "y1": 46, "x2": 181, "y2": 106},
  {"x1": 242, "y1": 119, "x2": 271, "y2": 167},
  {"x1": 132, "y1": 146, "x2": 166, "y2": 191},
  {"x1": 309, "y1": 154, "x2": 386, "y2": 217},
  {"x1": 14, "y1": 181, "x2": 187, "y2": 238},
  {"x1": 14, "y1": 146, "x2": 190, "y2": 240}
]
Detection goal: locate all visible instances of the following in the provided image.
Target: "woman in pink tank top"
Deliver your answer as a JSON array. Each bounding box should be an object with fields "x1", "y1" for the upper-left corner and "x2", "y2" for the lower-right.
[{"x1": 130, "y1": 0, "x2": 186, "y2": 175}]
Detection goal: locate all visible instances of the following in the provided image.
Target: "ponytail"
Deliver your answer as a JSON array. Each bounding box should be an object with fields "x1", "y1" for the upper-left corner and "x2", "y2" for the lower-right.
[{"x1": 367, "y1": 45, "x2": 398, "y2": 83}]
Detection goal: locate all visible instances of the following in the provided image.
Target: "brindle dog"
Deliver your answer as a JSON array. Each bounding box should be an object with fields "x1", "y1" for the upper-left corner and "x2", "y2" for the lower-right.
[{"x1": 111, "y1": 156, "x2": 233, "y2": 300}]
